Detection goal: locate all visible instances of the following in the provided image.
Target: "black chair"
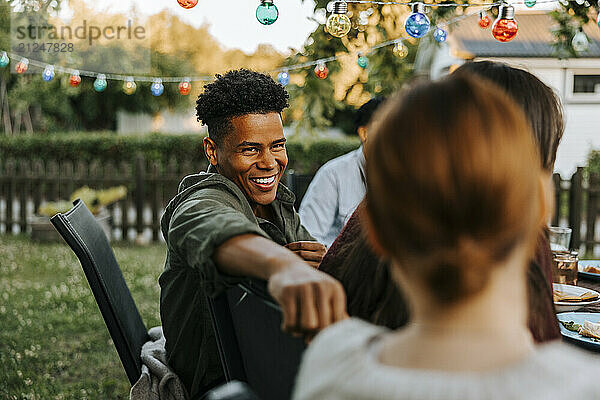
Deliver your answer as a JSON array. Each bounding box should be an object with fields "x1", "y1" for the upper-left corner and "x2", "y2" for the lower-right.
[
  {"x1": 50, "y1": 199, "x2": 149, "y2": 385},
  {"x1": 208, "y1": 280, "x2": 306, "y2": 400},
  {"x1": 285, "y1": 170, "x2": 315, "y2": 209}
]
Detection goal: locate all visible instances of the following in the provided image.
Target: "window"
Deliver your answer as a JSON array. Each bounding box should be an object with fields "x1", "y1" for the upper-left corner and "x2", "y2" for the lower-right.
[{"x1": 573, "y1": 75, "x2": 600, "y2": 94}]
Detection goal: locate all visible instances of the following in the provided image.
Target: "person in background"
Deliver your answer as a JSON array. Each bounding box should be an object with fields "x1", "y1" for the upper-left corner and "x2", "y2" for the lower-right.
[
  {"x1": 299, "y1": 97, "x2": 385, "y2": 247},
  {"x1": 294, "y1": 75, "x2": 600, "y2": 400},
  {"x1": 159, "y1": 69, "x2": 346, "y2": 398},
  {"x1": 319, "y1": 61, "x2": 563, "y2": 342}
]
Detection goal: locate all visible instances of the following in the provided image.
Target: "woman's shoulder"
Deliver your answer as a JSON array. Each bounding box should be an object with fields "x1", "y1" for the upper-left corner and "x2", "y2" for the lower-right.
[{"x1": 293, "y1": 318, "x2": 386, "y2": 400}]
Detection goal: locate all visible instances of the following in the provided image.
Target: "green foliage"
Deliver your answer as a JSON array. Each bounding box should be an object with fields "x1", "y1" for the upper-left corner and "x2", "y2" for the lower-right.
[
  {"x1": 0, "y1": 235, "x2": 165, "y2": 399},
  {"x1": 550, "y1": 0, "x2": 599, "y2": 58},
  {"x1": 588, "y1": 149, "x2": 600, "y2": 176},
  {"x1": 0, "y1": 132, "x2": 361, "y2": 174}
]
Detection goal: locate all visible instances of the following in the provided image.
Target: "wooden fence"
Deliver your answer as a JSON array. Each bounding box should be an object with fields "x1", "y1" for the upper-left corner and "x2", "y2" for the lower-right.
[{"x1": 1, "y1": 157, "x2": 599, "y2": 255}]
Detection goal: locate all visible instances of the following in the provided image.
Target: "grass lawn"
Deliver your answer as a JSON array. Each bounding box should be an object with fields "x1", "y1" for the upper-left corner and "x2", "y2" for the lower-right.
[{"x1": 0, "y1": 235, "x2": 166, "y2": 399}]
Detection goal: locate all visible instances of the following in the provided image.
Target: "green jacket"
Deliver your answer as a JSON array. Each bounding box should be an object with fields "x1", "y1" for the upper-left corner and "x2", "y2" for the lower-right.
[{"x1": 159, "y1": 168, "x2": 313, "y2": 398}]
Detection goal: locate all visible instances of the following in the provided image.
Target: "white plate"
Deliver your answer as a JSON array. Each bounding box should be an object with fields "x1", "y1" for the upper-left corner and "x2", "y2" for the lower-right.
[
  {"x1": 553, "y1": 283, "x2": 600, "y2": 313},
  {"x1": 556, "y1": 312, "x2": 600, "y2": 352},
  {"x1": 578, "y1": 260, "x2": 600, "y2": 281}
]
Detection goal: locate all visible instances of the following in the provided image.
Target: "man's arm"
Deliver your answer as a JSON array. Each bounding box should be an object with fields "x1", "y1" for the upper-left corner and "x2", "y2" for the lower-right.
[{"x1": 214, "y1": 234, "x2": 347, "y2": 335}]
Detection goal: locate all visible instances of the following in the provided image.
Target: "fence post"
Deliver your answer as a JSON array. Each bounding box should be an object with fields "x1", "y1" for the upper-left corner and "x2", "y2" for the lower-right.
[
  {"x1": 569, "y1": 167, "x2": 584, "y2": 250},
  {"x1": 135, "y1": 155, "x2": 145, "y2": 236},
  {"x1": 586, "y1": 172, "x2": 599, "y2": 256},
  {"x1": 552, "y1": 173, "x2": 561, "y2": 227}
]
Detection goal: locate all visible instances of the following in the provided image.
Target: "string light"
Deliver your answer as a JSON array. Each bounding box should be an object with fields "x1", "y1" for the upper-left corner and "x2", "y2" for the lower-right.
[
  {"x1": 434, "y1": 27, "x2": 448, "y2": 42},
  {"x1": 357, "y1": 54, "x2": 369, "y2": 68},
  {"x1": 69, "y1": 70, "x2": 81, "y2": 87},
  {"x1": 94, "y1": 74, "x2": 108, "y2": 92},
  {"x1": 327, "y1": 1, "x2": 352, "y2": 38},
  {"x1": 478, "y1": 11, "x2": 492, "y2": 28},
  {"x1": 314, "y1": 62, "x2": 329, "y2": 79},
  {"x1": 392, "y1": 41, "x2": 409, "y2": 58},
  {"x1": 277, "y1": 71, "x2": 290, "y2": 86},
  {"x1": 492, "y1": 4, "x2": 518, "y2": 42},
  {"x1": 179, "y1": 78, "x2": 192, "y2": 95},
  {"x1": 572, "y1": 28, "x2": 590, "y2": 52},
  {"x1": 177, "y1": 0, "x2": 198, "y2": 9},
  {"x1": 256, "y1": 0, "x2": 279, "y2": 25},
  {"x1": 42, "y1": 65, "x2": 55, "y2": 81},
  {"x1": 16, "y1": 58, "x2": 29, "y2": 74},
  {"x1": 405, "y1": 3, "x2": 430, "y2": 38},
  {"x1": 123, "y1": 77, "x2": 137, "y2": 95},
  {"x1": 151, "y1": 78, "x2": 164, "y2": 96},
  {"x1": 524, "y1": 0, "x2": 537, "y2": 7},
  {"x1": 0, "y1": 51, "x2": 9, "y2": 68}
]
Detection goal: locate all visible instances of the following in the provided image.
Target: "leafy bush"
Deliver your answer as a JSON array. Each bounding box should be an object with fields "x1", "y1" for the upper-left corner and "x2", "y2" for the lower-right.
[
  {"x1": 0, "y1": 133, "x2": 361, "y2": 175},
  {"x1": 588, "y1": 150, "x2": 600, "y2": 176}
]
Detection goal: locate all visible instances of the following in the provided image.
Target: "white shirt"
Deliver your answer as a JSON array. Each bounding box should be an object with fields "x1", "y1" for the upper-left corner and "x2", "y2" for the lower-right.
[
  {"x1": 298, "y1": 147, "x2": 366, "y2": 247},
  {"x1": 293, "y1": 318, "x2": 600, "y2": 400}
]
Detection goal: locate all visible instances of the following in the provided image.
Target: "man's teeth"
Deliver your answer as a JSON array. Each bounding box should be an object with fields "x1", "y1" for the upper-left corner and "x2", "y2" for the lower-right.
[{"x1": 253, "y1": 176, "x2": 275, "y2": 185}]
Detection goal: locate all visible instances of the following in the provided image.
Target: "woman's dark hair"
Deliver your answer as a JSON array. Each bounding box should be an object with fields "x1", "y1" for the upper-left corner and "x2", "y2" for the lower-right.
[
  {"x1": 195, "y1": 69, "x2": 289, "y2": 144},
  {"x1": 354, "y1": 97, "x2": 386, "y2": 135},
  {"x1": 366, "y1": 75, "x2": 542, "y2": 303},
  {"x1": 454, "y1": 61, "x2": 564, "y2": 172}
]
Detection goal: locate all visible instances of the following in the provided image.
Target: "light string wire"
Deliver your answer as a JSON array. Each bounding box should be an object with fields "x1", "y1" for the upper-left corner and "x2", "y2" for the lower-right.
[{"x1": 1, "y1": 0, "x2": 560, "y2": 84}]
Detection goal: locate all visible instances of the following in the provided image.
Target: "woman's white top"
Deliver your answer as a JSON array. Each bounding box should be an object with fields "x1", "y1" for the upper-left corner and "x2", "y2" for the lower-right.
[{"x1": 293, "y1": 318, "x2": 600, "y2": 400}]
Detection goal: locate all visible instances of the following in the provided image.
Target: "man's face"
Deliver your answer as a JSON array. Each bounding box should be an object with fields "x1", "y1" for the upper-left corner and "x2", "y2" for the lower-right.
[{"x1": 211, "y1": 113, "x2": 288, "y2": 207}]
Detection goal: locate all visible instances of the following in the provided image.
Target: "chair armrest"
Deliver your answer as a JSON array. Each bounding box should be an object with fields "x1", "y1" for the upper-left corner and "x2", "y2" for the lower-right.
[{"x1": 238, "y1": 279, "x2": 280, "y2": 312}]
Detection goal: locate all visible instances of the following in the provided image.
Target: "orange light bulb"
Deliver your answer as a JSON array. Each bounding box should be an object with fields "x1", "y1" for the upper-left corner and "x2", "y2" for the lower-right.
[
  {"x1": 478, "y1": 11, "x2": 491, "y2": 29},
  {"x1": 492, "y1": 4, "x2": 518, "y2": 42}
]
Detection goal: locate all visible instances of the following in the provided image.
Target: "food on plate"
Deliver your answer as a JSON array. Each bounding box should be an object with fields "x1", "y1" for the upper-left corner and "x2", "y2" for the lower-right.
[
  {"x1": 553, "y1": 290, "x2": 600, "y2": 303},
  {"x1": 578, "y1": 320, "x2": 600, "y2": 340},
  {"x1": 583, "y1": 265, "x2": 600, "y2": 274}
]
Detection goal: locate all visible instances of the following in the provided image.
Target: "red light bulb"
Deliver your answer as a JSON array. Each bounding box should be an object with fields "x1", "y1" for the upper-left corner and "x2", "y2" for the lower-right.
[
  {"x1": 16, "y1": 58, "x2": 29, "y2": 74},
  {"x1": 177, "y1": 0, "x2": 198, "y2": 9},
  {"x1": 478, "y1": 11, "x2": 491, "y2": 29},
  {"x1": 179, "y1": 79, "x2": 192, "y2": 95},
  {"x1": 492, "y1": 4, "x2": 518, "y2": 42},
  {"x1": 69, "y1": 71, "x2": 82, "y2": 87},
  {"x1": 314, "y1": 63, "x2": 329, "y2": 79}
]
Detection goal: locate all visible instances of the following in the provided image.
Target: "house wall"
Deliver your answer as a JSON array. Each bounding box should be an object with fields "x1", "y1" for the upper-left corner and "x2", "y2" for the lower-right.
[{"x1": 476, "y1": 57, "x2": 600, "y2": 178}]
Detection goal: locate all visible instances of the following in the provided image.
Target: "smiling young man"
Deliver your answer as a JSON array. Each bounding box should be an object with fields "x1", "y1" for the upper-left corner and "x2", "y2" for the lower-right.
[{"x1": 158, "y1": 69, "x2": 347, "y2": 398}]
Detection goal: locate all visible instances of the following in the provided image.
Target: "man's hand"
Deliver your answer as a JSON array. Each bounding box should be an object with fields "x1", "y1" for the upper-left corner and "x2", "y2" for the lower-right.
[
  {"x1": 284, "y1": 241, "x2": 326, "y2": 269},
  {"x1": 268, "y1": 263, "x2": 348, "y2": 337}
]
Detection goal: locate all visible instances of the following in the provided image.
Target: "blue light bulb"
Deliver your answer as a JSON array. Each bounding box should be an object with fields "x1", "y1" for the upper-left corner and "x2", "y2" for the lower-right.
[
  {"x1": 151, "y1": 79, "x2": 164, "y2": 96},
  {"x1": 405, "y1": 3, "x2": 430, "y2": 39},
  {"x1": 94, "y1": 74, "x2": 108, "y2": 92},
  {"x1": 434, "y1": 27, "x2": 447, "y2": 42},
  {"x1": 42, "y1": 65, "x2": 55, "y2": 81},
  {"x1": 277, "y1": 71, "x2": 290, "y2": 86}
]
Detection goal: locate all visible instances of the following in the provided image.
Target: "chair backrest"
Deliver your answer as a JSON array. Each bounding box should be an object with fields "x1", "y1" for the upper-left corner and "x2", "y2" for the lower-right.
[
  {"x1": 50, "y1": 199, "x2": 149, "y2": 385},
  {"x1": 285, "y1": 170, "x2": 315, "y2": 209},
  {"x1": 208, "y1": 281, "x2": 306, "y2": 400}
]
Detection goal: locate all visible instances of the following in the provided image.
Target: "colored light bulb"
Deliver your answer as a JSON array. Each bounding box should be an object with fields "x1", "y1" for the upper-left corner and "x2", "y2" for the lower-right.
[
  {"x1": 16, "y1": 58, "x2": 29, "y2": 74},
  {"x1": 177, "y1": 0, "x2": 198, "y2": 9},
  {"x1": 94, "y1": 74, "x2": 108, "y2": 92},
  {"x1": 277, "y1": 71, "x2": 290, "y2": 86},
  {"x1": 256, "y1": 0, "x2": 279, "y2": 25},
  {"x1": 492, "y1": 4, "x2": 518, "y2": 43},
  {"x1": 572, "y1": 29, "x2": 590, "y2": 52},
  {"x1": 326, "y1": 1, "x2": 351, "y2": 38},
  {"x1": 42, "y1": 65, "x2": 55, "y2": 82},
  {"x1": 524, "y1": 0, "x2": 537, "y2": 7},
  {"x1": 69, "y1": 70, "x2": 81, "y2": 87},
  {"x1": 123, "y1": 77, "x2": 137, "y2": 95},
  {"x1": 434, "y1": 27, "x2": 447, "y2": 42},
  {"x1": 478, "y1": 11, "x2": 491, "y2": 29},
  {"x1": 151, "y1": 78, "x2": 164, "y2": 96},
  {"x1": 179, "y1": 78, "x2": 191, "y2": 95},
  {"x1": 357, "y1": 55, "x2": 369, "y2": 69},
  {"x1": 314, "y1": 63, "x2": 329, "y2": 79},
  {"x1": 0, "y1": 51, "x2": 9, "y2": 68},
  {"x1": 405, "y1": 3, "x2": 430, "y2": 39},
  {"x1": 392, "y1": 42, "x2": 409, "y2": 58}
]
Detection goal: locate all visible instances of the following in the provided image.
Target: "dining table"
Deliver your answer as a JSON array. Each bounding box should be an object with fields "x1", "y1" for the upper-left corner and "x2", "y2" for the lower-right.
[{"x1": 577, "y1": 277, "x2": 600, "y2": 313}]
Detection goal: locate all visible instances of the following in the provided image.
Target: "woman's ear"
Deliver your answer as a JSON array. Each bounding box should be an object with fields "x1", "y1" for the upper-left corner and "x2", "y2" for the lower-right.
[
  {"x1": 204, "y1": 137, "x2": 218, "y2": 167},
  {"x1": 538, "y1": 171, "x2": 554, "y2": 227},
  {"x1": 359, "y1": 203, "x2": 388, "y2": 258}
]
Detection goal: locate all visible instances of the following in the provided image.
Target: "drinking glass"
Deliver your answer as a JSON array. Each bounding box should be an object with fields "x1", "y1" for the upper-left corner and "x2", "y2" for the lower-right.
[
  {"x1": 552, "y1": 252, "x2": 579, "y2": 285},
  {"x1": 548, "y1": 226, "x2": 572, "y2": 252}
]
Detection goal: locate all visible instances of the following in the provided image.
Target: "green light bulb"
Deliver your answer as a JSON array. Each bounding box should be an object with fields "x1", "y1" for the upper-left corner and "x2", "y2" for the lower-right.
[
  {"x1": 0, "y1": 51, "x2": 9, "y2": 68},
  {"x1": 524, "y1": 0, "x2": 536, "y2": 7},
  {"x1": 357, "y1": 55, "x2": 369, "y2": 69},
  {"x1": 256, "y1": 1, "x2": 278, "y2": 25}
]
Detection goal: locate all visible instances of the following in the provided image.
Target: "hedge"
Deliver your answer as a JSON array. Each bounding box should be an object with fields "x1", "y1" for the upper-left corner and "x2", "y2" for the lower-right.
[
  {"x1": 0, "y1": 133, "x2": 361, "y2": 175},
  {"x1": 589, "y1": 150, "x2": 600, "y2": 176}
]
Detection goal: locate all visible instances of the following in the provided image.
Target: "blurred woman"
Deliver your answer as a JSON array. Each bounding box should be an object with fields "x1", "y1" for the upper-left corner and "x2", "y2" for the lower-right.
[
  {"x1": 319, "y1": 61, "x2": 562, "y2": 342},
  {"x1": 293, "y1": 75, "x2": 599, "y2": 400}
]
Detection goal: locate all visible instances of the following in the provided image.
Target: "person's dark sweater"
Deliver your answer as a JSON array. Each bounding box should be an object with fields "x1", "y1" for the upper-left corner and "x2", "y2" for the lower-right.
[{"x1": 319, "y1": 203, "x2": 560, "y2": 342}]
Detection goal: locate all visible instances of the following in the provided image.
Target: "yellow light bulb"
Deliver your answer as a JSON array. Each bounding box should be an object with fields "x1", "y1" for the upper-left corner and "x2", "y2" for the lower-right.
[{"x1": 326, "y1": 2, "x2": 351, "y2": 38}]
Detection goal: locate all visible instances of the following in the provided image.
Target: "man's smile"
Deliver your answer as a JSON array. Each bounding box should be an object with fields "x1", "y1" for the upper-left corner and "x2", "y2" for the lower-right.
[{"x1": 249, "y1": 174, "x2": 278, "y2": 191}]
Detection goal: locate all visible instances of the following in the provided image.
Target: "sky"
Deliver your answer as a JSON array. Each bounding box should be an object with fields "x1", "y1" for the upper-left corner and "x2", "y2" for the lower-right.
[{"x1": 78, "y1": 0, "x2": 320, "y2": 53}]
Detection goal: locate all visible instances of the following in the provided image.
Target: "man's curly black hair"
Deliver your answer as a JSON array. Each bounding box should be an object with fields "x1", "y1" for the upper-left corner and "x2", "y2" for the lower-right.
[{"x1": 196, "y1": 69, "x2": 289, "y2": 144}]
